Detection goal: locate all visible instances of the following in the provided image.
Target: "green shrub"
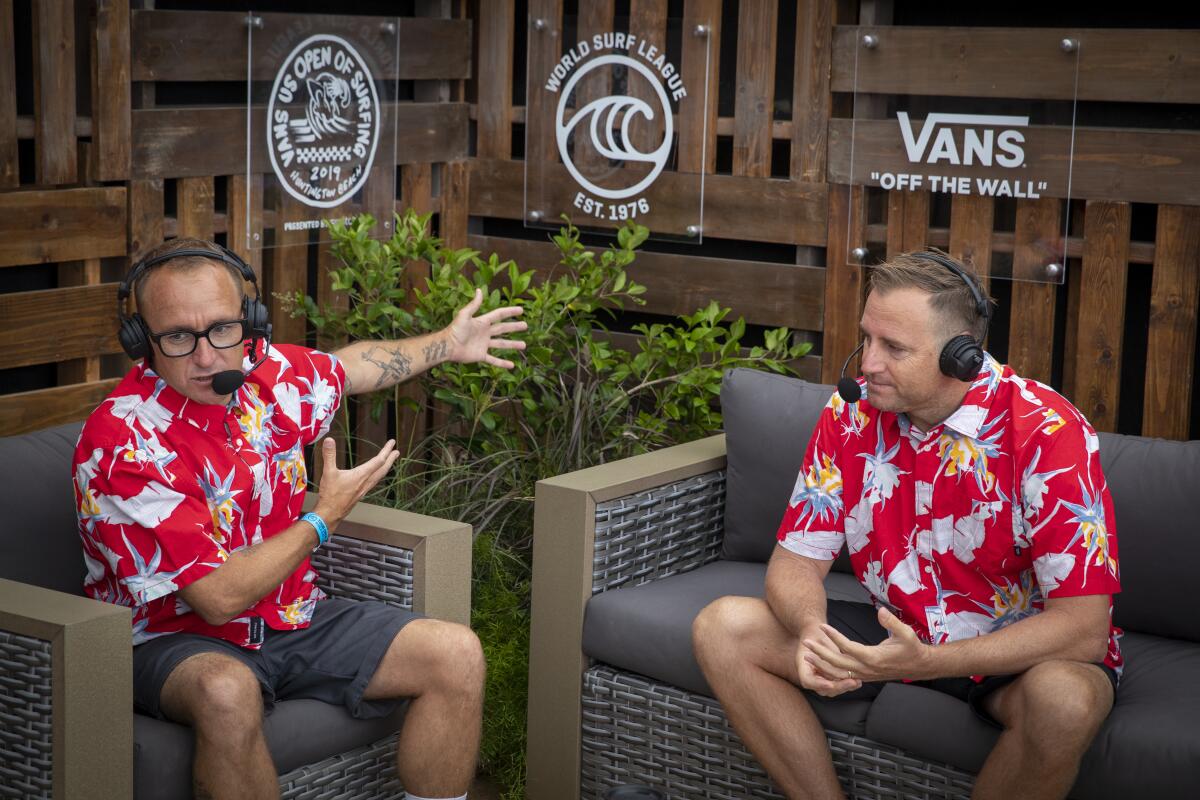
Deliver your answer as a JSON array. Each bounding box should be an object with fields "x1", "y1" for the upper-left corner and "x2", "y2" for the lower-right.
[{"x1": 290, "y1": 211, "x2": 810, "y2": 797}]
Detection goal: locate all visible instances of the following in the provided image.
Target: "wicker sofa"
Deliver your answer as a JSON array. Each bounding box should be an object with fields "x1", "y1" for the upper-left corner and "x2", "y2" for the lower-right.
[
  {"x1": 0, "y1": 420, "x2": 471, "y2": 800},
  {"x1": 526, "y1": 367, "x2": 1200, "y2": 800}
]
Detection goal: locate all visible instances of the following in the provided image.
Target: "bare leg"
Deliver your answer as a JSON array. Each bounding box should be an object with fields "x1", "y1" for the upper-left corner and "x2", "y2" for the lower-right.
[
  {"x1": 693, "y1": 596, "x2": 846, "y2": 800},
  {"x1": 363, "y1": 619, "x2": 485, "y2": 797},
  {"x1": 159, "y1": 652, "x2": 279, "y2": 800},
  {"x1": 972, "y1": 660, "x2": 1113, "y2": 800}
]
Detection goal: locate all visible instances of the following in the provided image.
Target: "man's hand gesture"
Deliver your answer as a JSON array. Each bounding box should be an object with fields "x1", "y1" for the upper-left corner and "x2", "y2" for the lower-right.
[
  {"x1": 447, "y1": 288, "x2": 528, "y2": 369},
  {"x1": 803, "y1": 607, "x2": 930, "y2": 685},
  {"x1": 796, "y1": 625, "x2": 863, "y2": 698},
  {"x1": 313, "y1": 437, "x2": 400, "y2": 527}
]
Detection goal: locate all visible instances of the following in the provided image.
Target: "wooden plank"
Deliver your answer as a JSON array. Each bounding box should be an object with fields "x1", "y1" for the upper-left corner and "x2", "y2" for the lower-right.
[
  {"x1": 948, "y1": 195, "x2": 994, "y2": 284},
  {"x1": 677, "y1": 0, "x2": 721, "y2": 175},
  {"x1": 1073, "y1": 201, "x2": 1131, "y2": 432},
  {"x1": 567, "y1": 0, "x2": 615, "y2": 172},
  {"x1": 91, "y1": 0, "x2": 131, "y2": 182},
  {"x1": 0, "y1": 0, "x2": 17, "y2": 188},
  {"x1": 127, "y1": 179, "x2": 163, "y2": 264},
  {"x1": 828, "y1": 120, "x2": 1200, "y2": 207},
  {"x1": 822, "y1": 184, "x2": 866, "y2": 385},
  {"x1": 56, "y1": 258, "x2": 103, "y2": 385},
  {"x1": 1007, "y1": 199, "x2": 1061, "y2": 385},
  {"x1": 524, "y1": 0, "x2": 564, "y2": 170},
  {"x1": 0, "y1": 188, "x2": 126, "y2": 267},
  {"x1": 833, "y1": 27, "x2": 1200, "y2": 104},
  {"x1": 32, "y1": 0, "x2": 76, "y2": 184},
  {"x1": 864, "y1": 223, "x2": 1156, "y2": 267},
  {"x1": 226, "y1": 173, "x2": 263, "y2": 280},
  {"x1": 469, "y1": 157, "x2": 828, "y2": 245},
  {"x1": 396, "y1": 164, "x2": 432, "y2": 457},
  {"x1": 468, "y1": 234, "x2": 824, "y2": 330},
  {"x1": 268, "y1": 193, "x2": 309, "y2": 346},
  {"x1": 1143, "y1": 205, "x2": 1200, "y2": 440},
  {"x1": 791, "y1": 0, "x2": 833, "y2": 183},
  {"x1": 475, "y1": 0, "x2": 514, "y2": 160},
  {"x1": 627, "y1": 0, "x2": 668, "y2": 156},
  {"x1": 176, "y1": 176, "x2": 214, "y2": 240},
  {"x1": 440, "y1": 160, "x2": 469, "y2": 250},
  {"x1": 0, "y1": 379, "x2": 121, "y2": 437},
  {"x1": 0, "y1": 285, "x2": 122, "y2": 370},
  {"x1": 131, "y1": 103, "x2": 470, "y2": 179},
  {"x1": 885, "y1": 190, "x2": 929, "y2": 257},
  {"x1": 732, "y1": 1, "x2": 777, "y2": 178},
  {"x1": 130, "y1": 11, "x2": 472, "y2": 81}
]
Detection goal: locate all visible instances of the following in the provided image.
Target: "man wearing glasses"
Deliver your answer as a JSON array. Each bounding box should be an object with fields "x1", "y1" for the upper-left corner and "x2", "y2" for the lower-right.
[{"x1": 73, "y1": 237, "x2": 526, "y2": 800}]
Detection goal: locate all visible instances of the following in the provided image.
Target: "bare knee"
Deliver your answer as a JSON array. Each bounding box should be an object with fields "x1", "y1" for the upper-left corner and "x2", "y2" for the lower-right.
[
  {"x1": 418, "y1": 621, "x2": 486, "y2": 698},
  {"x1": 998, "y1": 661, "x2": 1112, "y2": 743},
  {"x1": 692, "y1": 595, "x2": 769, "y2": 665},
  {"x1": 164, "y1": 654, "x2": 263, "y2": 737}
]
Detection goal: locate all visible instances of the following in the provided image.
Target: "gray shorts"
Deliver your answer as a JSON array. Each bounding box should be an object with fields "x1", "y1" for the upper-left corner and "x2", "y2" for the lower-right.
[{"x1": 133, "y1": 598, "x2": 422, "y2": 721}]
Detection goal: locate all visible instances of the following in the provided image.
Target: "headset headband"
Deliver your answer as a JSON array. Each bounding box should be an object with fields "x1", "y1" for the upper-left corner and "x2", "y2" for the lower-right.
[
  {"x1": 910, "y1": 250, "x2": 990, "y2": 327},
  {"x1": 118, "y1": 246, "x2": 259, "y2": 307}
]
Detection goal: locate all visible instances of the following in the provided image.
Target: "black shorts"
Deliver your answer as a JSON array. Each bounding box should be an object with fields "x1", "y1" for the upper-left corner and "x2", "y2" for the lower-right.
[
  {"x1": 133, "y1": 597, "x2": 422, "y2": 721},
  {"x1": 823, "y1": 600, "x2": 1119, "y2": 730}
]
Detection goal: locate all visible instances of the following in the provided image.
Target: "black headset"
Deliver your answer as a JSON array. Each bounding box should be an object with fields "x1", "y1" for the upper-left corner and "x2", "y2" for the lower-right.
[
  {"x1": 117, "y1": 244, "x2": 271, "y2": 362},
  {"x1": 911, "y1": 250, "x2": 991, "y2": 382}
]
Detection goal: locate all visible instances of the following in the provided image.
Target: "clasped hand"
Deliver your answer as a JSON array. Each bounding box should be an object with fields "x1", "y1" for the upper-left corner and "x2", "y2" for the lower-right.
[{"x1": 798, "y1": 607, "x2": 929, "y2": 697}]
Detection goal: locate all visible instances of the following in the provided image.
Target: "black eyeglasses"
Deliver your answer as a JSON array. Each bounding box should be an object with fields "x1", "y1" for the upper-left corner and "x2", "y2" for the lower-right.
[{"x1": 148, "y1": 319, "x2": 248, "y2": 357}]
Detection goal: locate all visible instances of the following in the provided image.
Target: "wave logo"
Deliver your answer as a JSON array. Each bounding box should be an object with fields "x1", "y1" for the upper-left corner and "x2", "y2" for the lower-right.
[
  {"x1": 555, "y1": 54, "x2": 673, "y2": 200},
  {"x1": 897, "y1": 112, "x2": 1028, "y2": 169}
]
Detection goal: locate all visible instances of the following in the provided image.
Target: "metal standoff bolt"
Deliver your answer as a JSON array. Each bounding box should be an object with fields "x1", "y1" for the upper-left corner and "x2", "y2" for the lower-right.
[
  {"x1": 861, "y1": 34, "x2": 878, "y2": 49},
  {"x1": 244, "y1": 14, "x2": 263, "y2": 29},
  {"x1": 381, "y1": 21, "x2": 397, "y2": 35},
  {"x1": 686, "y1": 225, "x2": 701, "y2": 237},
  {"x1": 252, "y1": 232, "x2": 260, "y2": 241},
  {"x1": 1045, "y1": 262, "x2": 1063, "y2": 279},
  {"x1": 851, "y1": 247, "x2": 869, "y2": 262},
  {"x1": 528, "y1": 210, "x2": 544, "y2": 222},
  {"x1": 693, "y1": 24, "x2": 710, "y2": 37},
  {"x1": 1060, "y1": 38, "x2": 1078, "y2": 53},
  {"x1": 533, "y1": 18, "x2": 547, "y2": 31}
]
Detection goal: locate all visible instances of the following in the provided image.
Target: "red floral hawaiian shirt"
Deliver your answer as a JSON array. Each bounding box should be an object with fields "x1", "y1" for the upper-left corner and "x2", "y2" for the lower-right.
[
  {"x1": 73, "y1": 344, "x2": 345, "y2": 648},
  {"x1": 777, "y1": 354, "x2": 1123, "y2": 676}
]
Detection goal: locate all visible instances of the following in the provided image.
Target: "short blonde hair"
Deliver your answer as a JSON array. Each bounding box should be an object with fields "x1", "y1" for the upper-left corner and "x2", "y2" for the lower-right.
[{"x1": 868, "y1": 249, "x2": 992, "y2": 342}]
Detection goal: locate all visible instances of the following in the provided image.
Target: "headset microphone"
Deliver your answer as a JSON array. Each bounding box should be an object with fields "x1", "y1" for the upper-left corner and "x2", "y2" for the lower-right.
[{"x1": 836, "y1": 342, "x2": 865, "y2": 403}]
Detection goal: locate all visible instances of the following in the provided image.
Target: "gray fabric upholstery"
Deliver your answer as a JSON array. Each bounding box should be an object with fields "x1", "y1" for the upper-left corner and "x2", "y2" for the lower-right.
[
  {"x1": 133, "y1": 700, "x2": 405, "y2": 799},
  {"x1": 583, "y1": 560, "x2": 873, "y2": 735},
  {"x1": 720, "y1": 368, "x2": 838, "y2": 564},
  {"x1": 0, "y1": 420, "x2": 87, "y2": 596},
  {"x1": 1098, "y1": 432, "x2": 1200, "y2": 643}
]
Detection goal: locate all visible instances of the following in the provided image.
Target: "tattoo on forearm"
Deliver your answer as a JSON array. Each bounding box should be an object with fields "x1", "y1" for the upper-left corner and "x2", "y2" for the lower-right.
[
  {"x1": 362, "y1": 345, "x2": 412, "y2": 389},
  {"x1": 423, "y1": 339, "x2": 449, "y2": 363}
]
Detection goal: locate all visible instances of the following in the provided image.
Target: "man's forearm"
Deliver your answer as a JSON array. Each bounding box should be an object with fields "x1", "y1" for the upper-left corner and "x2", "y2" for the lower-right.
[
  {"x1": 765, "y1": 548, "x2": 833, "y2": 638},
  {"x1": 335, "y1": 331, "x2": 452, "y2": 395}
]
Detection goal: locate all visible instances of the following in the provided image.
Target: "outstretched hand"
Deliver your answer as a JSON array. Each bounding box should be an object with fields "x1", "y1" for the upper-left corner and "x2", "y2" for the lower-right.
[
  {"x1": 803, "y1": 606, "x2": 930, "y2": 684},
  {"x1": 447, "y1": 288, "x2": 528, "y2": 369},
  {"x1": 313, "y1": 437, "x2": 400, "y2": 527}
]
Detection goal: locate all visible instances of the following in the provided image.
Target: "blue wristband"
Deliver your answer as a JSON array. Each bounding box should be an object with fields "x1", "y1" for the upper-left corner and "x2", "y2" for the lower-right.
[{"x1": 301, "y1": 512, "x2": 329, "y2": 549}]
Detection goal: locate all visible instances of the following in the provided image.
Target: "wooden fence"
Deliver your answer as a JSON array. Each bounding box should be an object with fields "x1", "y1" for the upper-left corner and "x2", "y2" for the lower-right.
[{"x1": 2, "y1": 1, "x2": 1199, "y2": 442}]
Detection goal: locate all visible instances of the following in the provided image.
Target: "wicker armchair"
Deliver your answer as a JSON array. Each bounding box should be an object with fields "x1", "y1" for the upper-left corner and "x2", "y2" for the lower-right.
[
  {"x1": 0, "y1": 421, "x2": 471, "y2": 800},
  {"x1": 525, "y1": 433, "x2": 977, "y2": 800}
]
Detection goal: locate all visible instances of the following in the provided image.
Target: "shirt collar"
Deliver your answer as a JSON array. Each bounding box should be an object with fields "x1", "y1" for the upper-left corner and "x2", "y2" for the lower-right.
[
  {"x1": 136, "y1": 362, "x2": 234, "y2": 435},
  {"x1": 939, "y1": 352, "x2": 1004, "y2": 439}
]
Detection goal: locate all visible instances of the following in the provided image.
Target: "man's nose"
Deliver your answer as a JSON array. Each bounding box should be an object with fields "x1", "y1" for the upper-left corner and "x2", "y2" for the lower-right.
[
  {"x1": 860, "y1": 341, "x2": 883, "y2": 375},
  {"x1": 191, "y1": 335, "x2": 219, "y2": 366}
]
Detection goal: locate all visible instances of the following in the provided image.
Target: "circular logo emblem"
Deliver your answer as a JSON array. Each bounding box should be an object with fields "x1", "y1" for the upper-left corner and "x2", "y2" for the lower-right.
[
  {"x1": 555, "y1": 54, "x2": 673, "y2": 201},
  {"x1": 266, "y1": 35, "x2": 380, "y2": 209}
]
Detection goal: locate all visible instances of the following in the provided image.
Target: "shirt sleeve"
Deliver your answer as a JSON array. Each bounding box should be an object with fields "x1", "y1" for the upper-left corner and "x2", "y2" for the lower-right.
[
  {"x1": 1022, "y1": 419, "x2": 1121, "y2": 599},
  {"x1": 75, "y1": 443, "x2": 224, "y2": 606},
  {"x1": 775, "y1": 394, "x2": 848, "y2": 561}
]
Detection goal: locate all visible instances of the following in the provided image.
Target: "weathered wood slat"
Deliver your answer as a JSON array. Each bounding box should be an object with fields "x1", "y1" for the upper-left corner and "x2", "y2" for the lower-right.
[
  {"x1": 268, "y1": 192, "x2": 309, "y2": 346},
  {"x1": 828, "y1": 120, "x2": 1200, "y2": 207},
  {"x1": 1007, "y1": 199, "x2": 1061, "y2": 385},
  {"x1": 1143, "y1": 205, "x2": 1200, "y2": 440},
  {"x1": 732, "y1": 1, "x2": 777, "y2": 178},
  {"x1": 176, "y1": 176, "x2": 214, "y2": 240},
  {"x1": 91, "y1": 0, "x2": 131, "y2": 182},
  {"x1": 226, "y1": 173, "x2": 264, "y2": 279},
  {"x1": 0, "y1": 0, "x2": 17, "y2": 188},
  {"x1": 947, "y1": 195, "x2": 994, "y2": 282},
  {"x1": 32, "y1": 0, "x2": 76, "y2": 185},
  {"x1": 0, "y1": 187, "x2": 126, "y2": 267},
  {"x1": 469, "y1": 158, "x2": 828, "y2": 245},
  {"x1": 822, "y1": 184, "x2": 866, "y2": 385},
  {"x1": 475, "y1": 1, "x2": 515, "y2": 160},
  {"x1": 131, "y1": 103, "x2": 470, "y2": 179},
  {"x1": 1074, "y1": 201, "x2": 1131, "y2": 432},
  {"x1": 677, "y1": 0, "x2": 721, "y2": 176},
  {"x1": 0, "y1": 379, "x2": 122, "y2": 437},
  {"x1": 569, "y1": 0, "x2": 615, "y2": 171},
  {"x1": 524, "y1": 0, "x2": 564, "y2": 170},
  {"x1": 628, "y1": 0, "x2": 668, "y2": 156},
  {"x1": 468, "y1": 234, "x2": 824, "y2": 331},
  {"x1": 130, "y1": 11, "x2": 472, "y2": 81},
  {"x1": 885, "y1": 190, "x2": 929, "y2": 257},
  {"x1": 864, "y1": 223, "x2": 1156, "y2": 266},
  {"x1": 440, "y1": 160, "x2": 469, "y2": 249},
  {"x1": 791, "y1": 0, "x2": 833, "y2": 183},
  {"x1": 127, "y1": 178, "x2": 164, "y2": 264},
  {"x1": 0, "y1": 285, "x2": 122, "y2": 370},
  {"x1": 832, "y1": 27, "x2": 1200, "y2": 104},
  {"x1": 56, "y1": 258, "x2": 103, "y2": 386}
]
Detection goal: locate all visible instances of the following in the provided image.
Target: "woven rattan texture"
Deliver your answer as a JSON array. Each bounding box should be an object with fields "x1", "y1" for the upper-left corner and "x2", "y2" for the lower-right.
[
  {"x1": 581, "y1": 665, "x2": 975, "y2": 800},
  {"x1": 312, "y1": 535, "x2": 414, "y2": 610},
  {"x1": 279, "y1": 731, "x2": 403, "y2": 799},
  {"x1": 0, "y1": 631, "x2": 53, "y2": 800},
  {"x1": 593, "y1": 471, "x2": 726, "y2": 595}
]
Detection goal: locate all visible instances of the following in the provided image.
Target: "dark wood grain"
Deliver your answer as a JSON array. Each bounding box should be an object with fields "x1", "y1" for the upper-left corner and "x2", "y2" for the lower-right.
[{"x1": 0, "y1": 188, "x2": 126, "y2": 267}]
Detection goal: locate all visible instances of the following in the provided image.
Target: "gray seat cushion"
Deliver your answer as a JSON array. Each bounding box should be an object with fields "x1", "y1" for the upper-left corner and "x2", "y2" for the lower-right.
[
  {"x1": 133, "y1": 699, "x2": 406, "y2": 799},
  {"x1": 864, "y1": 631, "x2": 1200, "y2": 799},
  {"x1": 582, "y1": 560, "x2": 872, "y2": 735}
]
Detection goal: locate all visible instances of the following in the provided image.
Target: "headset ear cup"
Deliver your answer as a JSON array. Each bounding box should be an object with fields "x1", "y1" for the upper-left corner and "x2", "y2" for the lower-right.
[
  {"x1": 244, "y1": 297, "x2": 271, "y2": 340},
  {"x1": 118, "y1": 313, "x2": 151, "y2": 361},
  {"x1": 939, "y1": 335, "x2": 984, "y2": 382}
]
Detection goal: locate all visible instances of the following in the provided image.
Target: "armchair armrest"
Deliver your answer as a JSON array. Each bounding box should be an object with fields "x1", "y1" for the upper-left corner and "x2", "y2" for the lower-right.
[
  {"x1": 305, "y1": 494, "x2": 472, "y2": 627},
  {"x1": 0, "y1": 579, "x2": 132, "y2": 800},
  {"x1": 526, "y1": 434, "x2": 727, "y2": 800}
]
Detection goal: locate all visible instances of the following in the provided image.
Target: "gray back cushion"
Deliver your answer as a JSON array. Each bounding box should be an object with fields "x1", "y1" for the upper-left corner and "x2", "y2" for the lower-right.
[
  {"x1": 1099, "y1": 432, "x2": 1200, "y2": 642},
  {"x1": 0, "y1": 421, "x2": 87, "y2": 596},
  {"x1": 720, "y1": 368, "x2": 840, "y2": 564}
]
